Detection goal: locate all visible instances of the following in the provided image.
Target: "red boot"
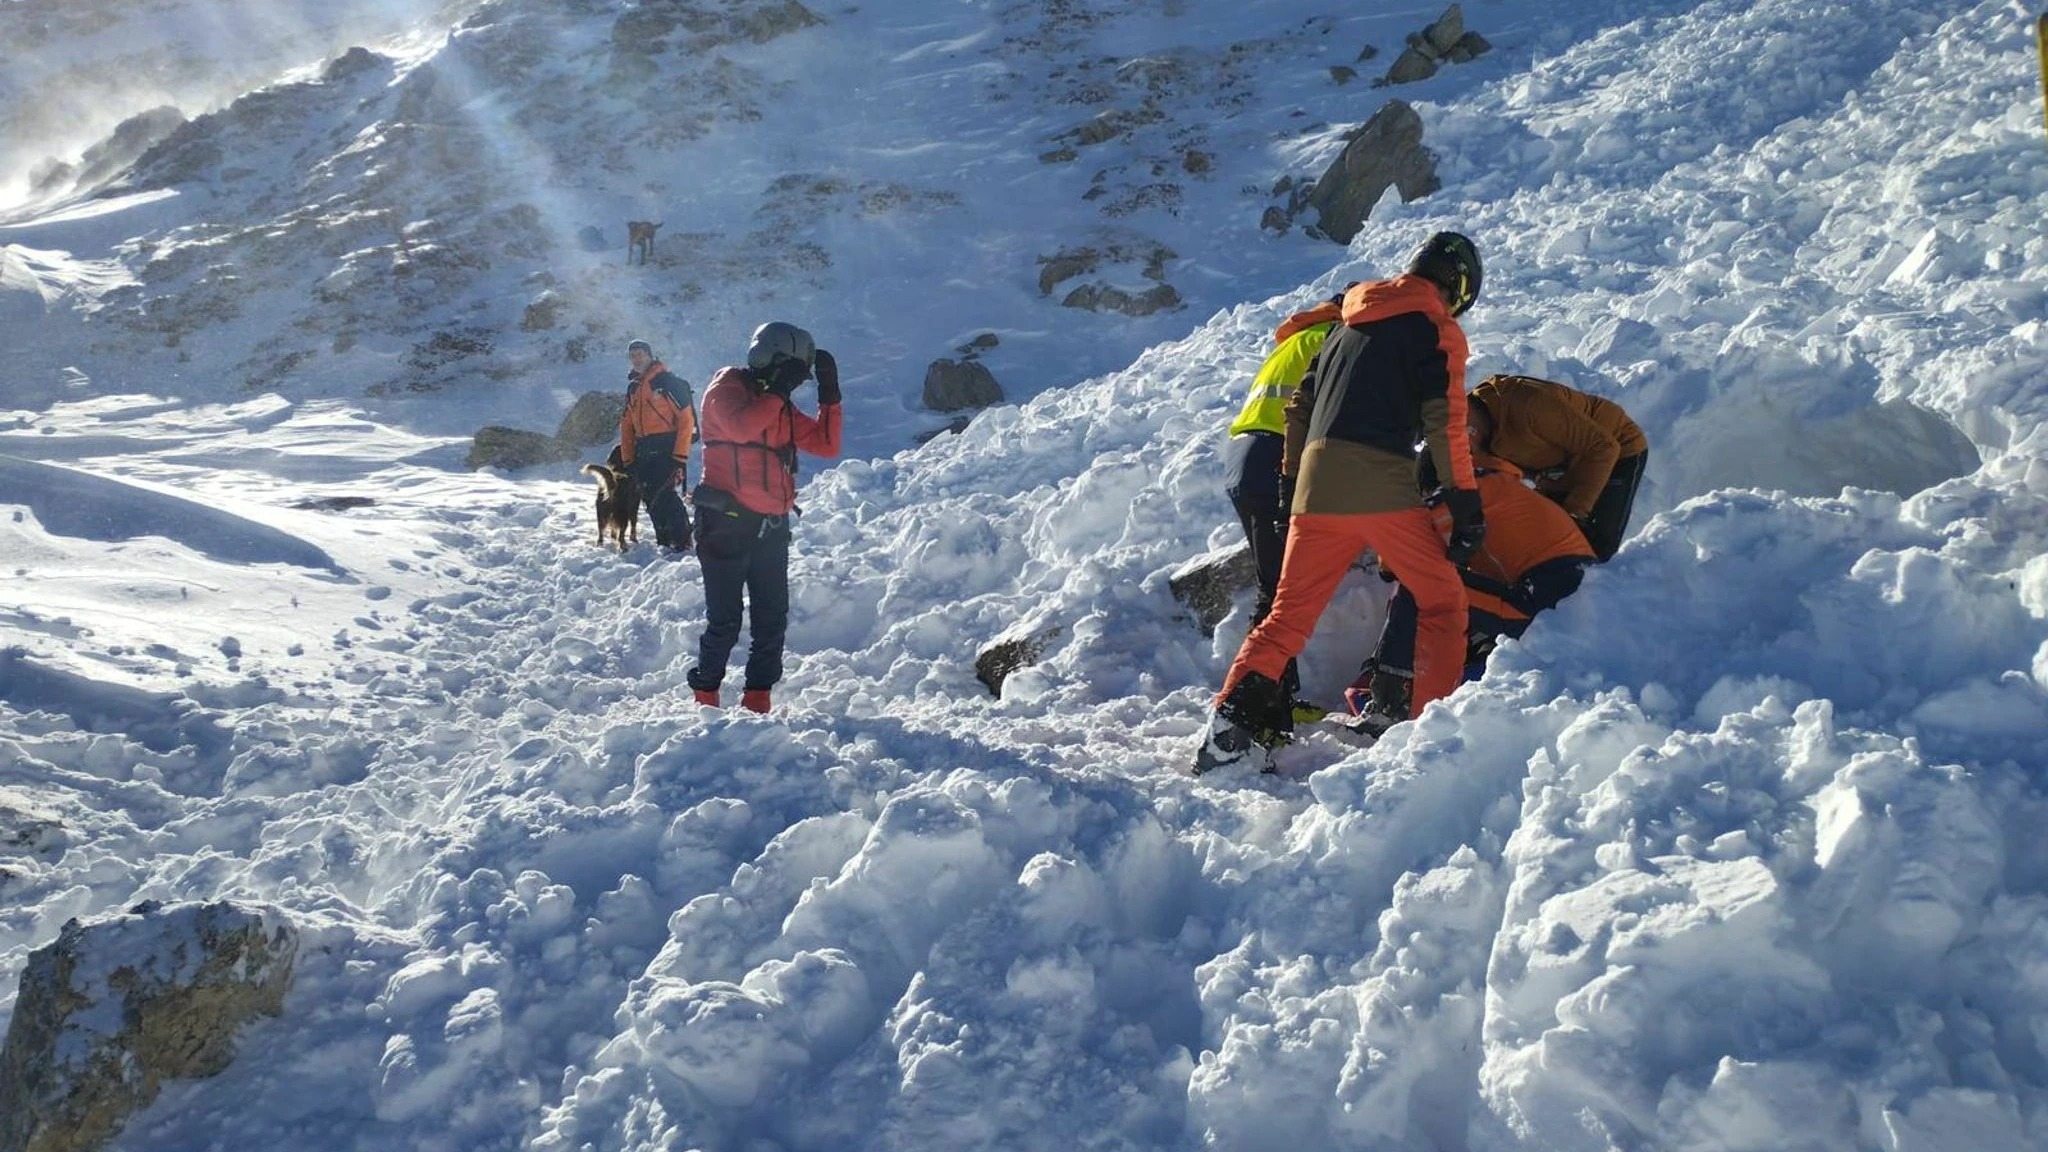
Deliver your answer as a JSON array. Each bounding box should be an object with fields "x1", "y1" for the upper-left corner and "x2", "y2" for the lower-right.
[
  {"x1": 692, "y1": 688, "x2": 720, "y2": 708},
  {"x1": 741, "y1": 689, "x2": 771, "y2": 714}
]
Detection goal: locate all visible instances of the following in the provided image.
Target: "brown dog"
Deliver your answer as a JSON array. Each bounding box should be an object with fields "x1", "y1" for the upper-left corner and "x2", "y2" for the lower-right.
[
  {"x1": 626, "y1": 220, "x2": 661, "y2": 265},
  {"x1": 580, "y1": 445, "x2": 642, "y2": 552}
]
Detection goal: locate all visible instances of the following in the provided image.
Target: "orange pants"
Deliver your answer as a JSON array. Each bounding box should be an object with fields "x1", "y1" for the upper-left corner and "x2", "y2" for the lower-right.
[{"x1": 1217, "y1": 509, "x2": 1470, "y2": 715}]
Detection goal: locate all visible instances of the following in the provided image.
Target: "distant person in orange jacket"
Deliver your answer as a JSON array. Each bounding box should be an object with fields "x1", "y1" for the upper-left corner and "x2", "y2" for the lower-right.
[
  {"x1": 684, "y1": 321, "x2": 842, "y2": 715},
  {"x1": 1346, "y1": 454, "x2": 1595, "y2": 736},
  {"x1": 1194, "y1": 232, "x2": 1485, "y2": 774},
  {"x1": 1467, "y1": 374, "x2": 1647, "y2": 561},
  {"x1": 619, "y1": 339, "x2": 697, "y2": 552}
]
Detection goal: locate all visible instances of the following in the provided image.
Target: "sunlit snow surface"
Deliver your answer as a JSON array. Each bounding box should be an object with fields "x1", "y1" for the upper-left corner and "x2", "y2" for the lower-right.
[{"x1": 4, "y1": 0, "x2": 2048, "y2": 1150}]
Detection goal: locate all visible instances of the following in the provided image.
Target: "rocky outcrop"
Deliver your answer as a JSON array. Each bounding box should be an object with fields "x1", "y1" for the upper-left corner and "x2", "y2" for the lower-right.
[
  {"x1": 0, "y1": 901, "x2": 297, "y2": 1152},
  {"x1": 466, "y1": 426, "x2": 581, "y2": 471},
  {"x1": 555, "y1": 390, "x2": 627, "y2": 446},
  {"x1": 923, "y1": 359, "x2": 1005, "y2": 413},
  {"x1": 1382, "y1": 5, "x2": 1491, "y2": 86},
  {"x1": 1062, "y1": 282, "x2": 1182, "y2": 316},
  {"x1": 1304, "y1": 100, "x2": 1441, "y2": 245},
  {"x1": 1169, "y1": 543, "x2": 1260, "y2": 637}
]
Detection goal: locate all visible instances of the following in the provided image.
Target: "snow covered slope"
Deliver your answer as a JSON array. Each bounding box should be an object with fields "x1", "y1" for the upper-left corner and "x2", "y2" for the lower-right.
[{"x1": 5, "y1": 0, "x2": 2048, "y2": 1150}]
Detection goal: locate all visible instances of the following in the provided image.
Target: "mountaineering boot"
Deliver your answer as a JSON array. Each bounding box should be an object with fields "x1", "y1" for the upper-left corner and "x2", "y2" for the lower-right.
[
  {"x1": 1191, "y1": 671, "x2": 1292, "y2": 775},
  {"x1": 1344, "y1": 667, "x2": 1413, "y2": 742},
  {"x1": 741, "y1": 689, "x2": 771, "y2": 714},
  {"x1": 692, "y1": 687, "x2": 721, "y2": 708}
]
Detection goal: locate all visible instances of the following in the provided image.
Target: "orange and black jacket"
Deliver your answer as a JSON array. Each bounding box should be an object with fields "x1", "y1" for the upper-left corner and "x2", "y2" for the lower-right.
[
  {"x1": 618, "y1": 363, "x2": 696, "y2": 471},
  {"x1": 1469, "y1": 374, "x2": 1646, "y2": 518},
  {"x1": 1285, "y1": 274, "x2": 1475, "y2": 515},
  {"x1": 697, "y1": 366, "x2": 842, "y2": 516},
  {"x1": 1449, "y1": 456, "x2": 1596, "y2": 622}
]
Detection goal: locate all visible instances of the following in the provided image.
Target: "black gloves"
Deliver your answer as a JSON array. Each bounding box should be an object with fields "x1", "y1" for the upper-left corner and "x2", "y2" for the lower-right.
[
  {"x1": 1443, "y1": 487, "x2": 1486, "y2": 563},
  {"x1": 814, "y1": 349, "x2": 841, "y2": 406},
  {"x1": 1277, "y1": 473, "x2": 1297, "y2": 520}
]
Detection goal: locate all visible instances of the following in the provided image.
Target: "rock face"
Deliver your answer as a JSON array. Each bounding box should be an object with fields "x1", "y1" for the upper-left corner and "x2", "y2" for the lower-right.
[
  {"x1": 923, "y1": 359, "x2": 1005, "y2": 412},
  {"x1": 1169, "y1": 543, "x2": 1259, "y2": 637},
  {"x1": 0, "y1": 901, "x2": 298, "y2": 1152},
  {"x1": 466, "y1": 426, "x2": 581, "y2": 470},
  {"x1": 1304, "y1": 100, "x2": 1441, "y2": 245},
  {"x1": 555, "y1": 390, "x2": 627, "y2": 446}
]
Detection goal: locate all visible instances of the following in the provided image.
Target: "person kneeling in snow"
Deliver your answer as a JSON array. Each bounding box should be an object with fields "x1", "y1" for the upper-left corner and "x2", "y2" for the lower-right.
[
  {"x1": 1467, "y1": 373, "x2": 1647, "y2": 562},
  {"x1": 1347, "y1": 454, "x2": 1595, "y2": 738},
  {"x1": 684, "y1": 321, "x2": 842, "y2": 714},
  {"x1": 1194, "y1": 232, "x2": 1486, "y2": 774}
]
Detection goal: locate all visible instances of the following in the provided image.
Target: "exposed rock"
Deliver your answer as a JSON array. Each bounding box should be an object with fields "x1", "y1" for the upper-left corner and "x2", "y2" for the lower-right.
[
  {"x1": 1037, "y1": 249, "x2": 1101, "y2": 296},
  {"x1": 288, "y1": 495, "x2": 377, "y2": 511},
  {"x1": 1304, "y1": 100, "x2": 1441, "y2": 245},
  {"x1": 69, "y1": 106, "x2": 187, "y2": 191},
  {"x1": 555, "y1": 390, "x2": 627, "y2": 446},
  {"x1": 1039, "y1": 147, "x2": 1079, "y2": 164},
  {"x1": 576, "y1": 224, "x2": 609, "y2": 252},
  {"x1": 1060, "y1": 282, "x2": 1182, "y2": 316},
  {"x1": 1383, "y1": 6, "x2": 1482, "y2": 85},
  {"x1": 466, "y1": 426, "x2": 580, "y2": 471},
  {"x1": 960, "y1": 331, "x2": 1001, "y2": 354},
  {"x1": 0, "y1": 901, "x2": 297, "y2": 1152},
  {"x1": 923, "y1": 359, "x2": 1005, "y2": 412},
  {"x1": 323, "y1": 46, "x2": 383, "y2": 81},
  {"x1": 975, "y1": 621, "x2": 1067, "y2": 698},
  {"x1": 1259, "y1": 206, "x2": 1291, "y2": 234},
  {"x1": 1169, "y1": 544, "x2": 1259, "y2": 637},
  {"x1": 1424, "y1": 4, "x2": 1466, "y2": 54},
  {"x1": 914, "y1": 415, "x2": 974, "y2": 445},
  {"x1": 520, "y1": 289, "x2": 565, "y2": 332},
  {"x1": 1384, "y1": 46, "x2": 1440, "y2": 85},
  {"x1": 1356, "y1": 44, "x2": 1381, "y2": 63},
  {"x1": 1329, "y1": 66, "x2": 1357, "y2": 85},
  {"x1": 1448, "y1": 31, "x2": 1491, "y2": 63},
  {"x1": 1180, "y1": 149, "x2": 1213, "y2": 175}
]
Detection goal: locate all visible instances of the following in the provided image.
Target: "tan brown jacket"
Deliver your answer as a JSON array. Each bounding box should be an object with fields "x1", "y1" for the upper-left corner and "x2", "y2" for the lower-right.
[{"x1": 1469, "y1": 375, "x2": 1646, "y2": 517}]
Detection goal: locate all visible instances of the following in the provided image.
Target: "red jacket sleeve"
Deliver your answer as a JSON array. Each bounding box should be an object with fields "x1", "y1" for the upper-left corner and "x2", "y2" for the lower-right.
[{"x1": 791, "y1": 403, "x2": 841, "y2": 459}]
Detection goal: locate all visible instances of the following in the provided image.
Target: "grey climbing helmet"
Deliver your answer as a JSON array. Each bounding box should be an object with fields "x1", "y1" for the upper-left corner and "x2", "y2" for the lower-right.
[{"x1": 745, "y1": 321, "x2": 816, "y2": 374}]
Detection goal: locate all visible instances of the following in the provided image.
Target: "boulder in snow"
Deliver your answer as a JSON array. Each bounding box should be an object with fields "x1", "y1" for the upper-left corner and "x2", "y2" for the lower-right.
[
  {"x1": 1169, "y1": 543, "x2": 1260, "y2": 638},
  {"x1": 975, "y1": 621, "x2": 1067, "y2": 698},
  {"x1": 1305, "y1": 100, "x2": 1441, "y2": 245},
  {"x1": 1060, "y1": 282, "x2": 1183, "y2": 317},
  {"x1": 555, "y1": 390, "x2": 627, "y2": 446},
  {"x1": 466, "y1": 427, "x2": 580, "y2": 471},
  {"x1": 922, "y1": 359, "x2": 1005, "y2": 412},
  {"x1": 0, "y1": 901, "x2": 297, "y2": 1152}
]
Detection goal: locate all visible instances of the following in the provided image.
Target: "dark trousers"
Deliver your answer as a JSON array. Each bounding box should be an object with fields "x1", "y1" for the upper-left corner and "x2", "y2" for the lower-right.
[
  {"x1": 627, "y1": 448, "x2": 693, "y2": 550},
  {"x1": 1223, "y1": 431, "x2": 1296, "y2": 695},
  {"x1": 689, "y1": 503, "x2": 792, "y2": 692},
  {"x1": 1372, "y1": 555, "x2": 1588, "y2": 687},
  {"x1": 1584, "y1": 451, "x2": 1647, "y2": 561}
]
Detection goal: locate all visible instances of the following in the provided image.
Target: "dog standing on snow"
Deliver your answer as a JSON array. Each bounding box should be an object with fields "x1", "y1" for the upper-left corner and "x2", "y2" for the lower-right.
[
  {"x1": 581, "y1": 444, "x2": 642, "y2": 552},
  {"x1": 627, "y1": 220, "x2": 661, "y2": 265}
]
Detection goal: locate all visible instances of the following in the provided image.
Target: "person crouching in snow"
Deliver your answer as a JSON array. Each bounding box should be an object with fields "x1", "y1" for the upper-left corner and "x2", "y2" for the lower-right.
[
  {"x1": 620, "y1": 339, "x2": 697, "y2": 552},
  {"x1": 684, "y1": 321, "x2": 842, "y2": 714},
  {"x1": 1466, "y1": 373, "x2": 1647, "y2": 562},
  {"x1": 1347, "y1": 454, "x2": 1595, "y2": 739},
  {"x1": 1194, "y1": 232, "x2": 1486, "y2": 775}
]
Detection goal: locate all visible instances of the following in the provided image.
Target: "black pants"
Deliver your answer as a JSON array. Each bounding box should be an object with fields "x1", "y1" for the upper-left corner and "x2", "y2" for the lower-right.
[
  {"x1": 1223, "y1": 431, "x2": 1297, "y2": 695},
  {"x1": 1373, "y1": 555, "x2": 1588, "y2": 681},
  {"x1": 1584, "y1": 451, "x2": 1647, "y2": 562},
  {"x1": 627, "y1": 449, "x2": 693, "y2": 550},
  {"x1": 688, "y1": 498, "x2": 792, "y2": 692}
]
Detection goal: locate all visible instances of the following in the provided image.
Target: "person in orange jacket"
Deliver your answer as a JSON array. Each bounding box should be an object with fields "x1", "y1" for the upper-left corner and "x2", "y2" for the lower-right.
[
  {"x1": 1345, "y1": 454, "x2": 1595, "y2": 736},
  {"x1": 1194, "y1": 232, "x2": 1486, "y2": 774},
  {"x1": 619, "y1": 339, "x2": 698, "y2": 552},
  {"x1": 1467, "y1": 373, "x2": 1647, "y2": 561},
  {"x1": 684, "y1": 321, "x2": 842, "y2": 715}
]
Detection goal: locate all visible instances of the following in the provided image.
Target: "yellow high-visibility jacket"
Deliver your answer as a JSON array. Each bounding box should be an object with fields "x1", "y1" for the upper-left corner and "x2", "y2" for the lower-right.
[{"x1": 1228, "y1": 320, "x2": 1335, "y2": 438}]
